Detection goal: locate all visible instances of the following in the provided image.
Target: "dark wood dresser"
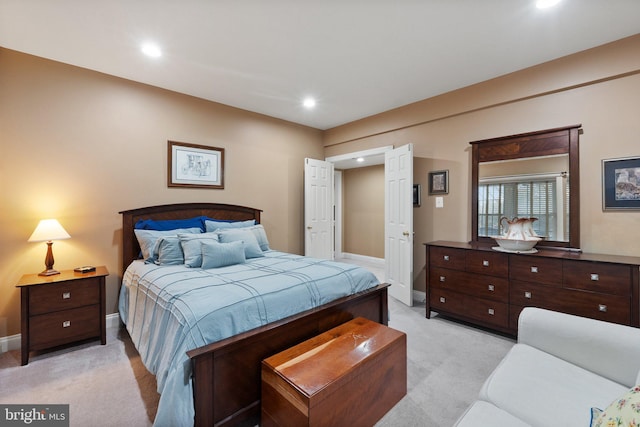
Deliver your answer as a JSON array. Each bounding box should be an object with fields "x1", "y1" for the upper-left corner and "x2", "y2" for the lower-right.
[
  {"x1": 425, "y1": 241, "x2": 640, "y2": 335},
  {"x1": 17, "y1": 266, "x2": 109, "y2": 365}
]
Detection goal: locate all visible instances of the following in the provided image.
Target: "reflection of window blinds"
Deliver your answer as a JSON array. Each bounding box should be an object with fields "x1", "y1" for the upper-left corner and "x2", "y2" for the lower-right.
[{"x1": 478, "y1": 172, "x2": 566, "y2": 240}]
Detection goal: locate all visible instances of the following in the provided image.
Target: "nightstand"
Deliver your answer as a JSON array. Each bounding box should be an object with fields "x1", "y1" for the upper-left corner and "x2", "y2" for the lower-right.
[{"x1": 16, "y1": 266, "x2": 109, "y2": 365}]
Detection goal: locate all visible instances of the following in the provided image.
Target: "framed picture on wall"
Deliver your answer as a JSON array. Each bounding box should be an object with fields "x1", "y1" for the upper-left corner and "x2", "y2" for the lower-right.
[
  {"x1": 602, "y1": 156, "x2": 640, "y2": 210},
  {"x1": 168, "y1": 140, "x2": 225, "y2": 189},
  {"x1": 428, "y1": 170, "x2": 449, "y2": 195},
  {"x1": 413, "y1": 184, "x2": 421, "y2": 207}
]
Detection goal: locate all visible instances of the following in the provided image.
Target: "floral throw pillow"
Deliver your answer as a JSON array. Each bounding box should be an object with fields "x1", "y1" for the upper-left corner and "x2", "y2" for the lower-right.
[{"x1": 591, "y1": 385, "x2": 640, "y2": 427}]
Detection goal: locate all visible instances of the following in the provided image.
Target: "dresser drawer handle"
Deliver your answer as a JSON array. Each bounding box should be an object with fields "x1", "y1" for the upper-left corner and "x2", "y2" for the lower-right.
[
  {"x1": 530, "y1": 266, "x2": 538, "y2": 273},
  {"x1": 439, "y1": 276, "x2": 446, "y2": 282},
  {"x1": 439, "y1": 297, "x2": 446, "y2": 303},
  {"x1": 62, "y1": 292, "x2": 71, "y2": 299},
  {"x1": 62, "y1": 320, "x2": 71, "y2": 328},
  {"x1": 599, "y1": 304, "x2": 607, "y2": 313},
  {"x1": 524, "y1": 291, "x2": 532, "y2": 299},
  {"x1": 483, "y1": 260, "x2": 489, "y2": 267},
  {"x1": 488, "y1": 308, "x2": 495, "y2": 315},
  {"x1": 443, "y1": 255, "x2": 450, "y2": 261},
  {"x1": 591, "y1": 274, "x2": 600, "y2": 281},
  {"x1": 488, "y1": 284, "x2": 495, "y2": 292}
]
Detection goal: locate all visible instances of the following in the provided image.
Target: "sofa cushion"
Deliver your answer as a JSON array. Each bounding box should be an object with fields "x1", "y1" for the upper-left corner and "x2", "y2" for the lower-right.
[
  {"x1": 479, "y1": 343, "x2": 627, "y2": 427},
  {"x1": 591, "y1": 385, "x2": 640, "y2": 427},
  {"x1": 454, "y1": 401, "x2": 531, "y2": 427}
]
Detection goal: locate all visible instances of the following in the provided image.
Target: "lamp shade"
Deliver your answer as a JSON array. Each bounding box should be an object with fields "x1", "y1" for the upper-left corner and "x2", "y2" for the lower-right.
[{"x1": 28, "y1": 219, "x2": 71, "y2": 242}]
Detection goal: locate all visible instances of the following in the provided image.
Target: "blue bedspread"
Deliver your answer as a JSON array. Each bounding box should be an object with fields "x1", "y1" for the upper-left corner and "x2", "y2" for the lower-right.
[{"x1": 118, "y1": 251, "x2": 380, "y2": 426}]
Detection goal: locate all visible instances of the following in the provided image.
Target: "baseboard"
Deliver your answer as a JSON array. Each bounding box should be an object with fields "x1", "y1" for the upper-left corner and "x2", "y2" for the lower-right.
[
  {"x1": 0, "y1": 313, "x2": 123, "y2": 353},
  {"x1": 338, "y1": 252, "x2": 385, "y2": 266}
]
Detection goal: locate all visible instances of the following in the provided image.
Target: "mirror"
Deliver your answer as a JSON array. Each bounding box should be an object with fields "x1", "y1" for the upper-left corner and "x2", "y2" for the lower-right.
[{"x1": 471, "y1": 125, "x2": 581, "y2": 249}]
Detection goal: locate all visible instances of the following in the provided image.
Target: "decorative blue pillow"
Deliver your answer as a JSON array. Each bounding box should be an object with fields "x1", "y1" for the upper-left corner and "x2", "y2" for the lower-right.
[
  {"x1": 246, "y1": 224, "x2": 270, "y2": 251},
  {"x1": 135, "y1": 216, "x2": 207, "y2": 232},
  {"x1": 204, "y1": 219, "x2": 256, "y2": 232},
  {"x1": 217, "y1": 228, "x2": 264, "y2": 258},
  {"x1": 201, "y1": 240, "x2": 246, "y2": 269},
  {"x1": 155, "y1": 236, "x2": 185, "y2": 265},
  {"x1": 134, "y1": 227, "x2": 201, "y2": 261},
  {"x1": 178, "y1": 232, "x2": 220, "y2": 267}
]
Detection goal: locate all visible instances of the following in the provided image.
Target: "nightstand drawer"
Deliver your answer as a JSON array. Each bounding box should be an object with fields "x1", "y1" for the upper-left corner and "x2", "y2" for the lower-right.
[
  {"x1": 29, "y1": 305, "x2": 100, "y2": 350},
  {"x1": 29, "y1": 278, "x2": 100, "y2": 315}
]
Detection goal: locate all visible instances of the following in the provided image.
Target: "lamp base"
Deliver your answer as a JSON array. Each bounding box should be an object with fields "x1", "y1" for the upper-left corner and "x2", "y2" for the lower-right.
[{"x1": 38, "y1": 269, "x2": 61, "y2": 276}]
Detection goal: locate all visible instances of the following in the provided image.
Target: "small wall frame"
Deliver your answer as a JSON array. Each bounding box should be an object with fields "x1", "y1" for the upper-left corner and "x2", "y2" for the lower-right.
[
  {"x1": 428, "y1": 170, "x2": 449, "y2": 195},
  {"x1": 602, "y1": 156, "x2": 640, "y2": 210}
]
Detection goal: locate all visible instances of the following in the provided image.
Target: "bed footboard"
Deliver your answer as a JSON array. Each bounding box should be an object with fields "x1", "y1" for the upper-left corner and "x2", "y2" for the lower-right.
[{"x1": 187, "y1": 284, "x2": 389, "y2": 427}]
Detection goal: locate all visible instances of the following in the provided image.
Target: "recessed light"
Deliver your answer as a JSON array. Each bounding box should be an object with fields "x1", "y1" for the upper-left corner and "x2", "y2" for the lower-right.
[
  {"x1": 303, "y1": 97, "x2": 316, "y2": 109},
  {"x1": 536, "y1": 0, "x2": 561, "y2": 9},
  {"x1": 141, "y1": 42, "x2": 162, "y2": 58},
  {"x1": 356, "y1": 157, "x2": 365, "y2": 163}
]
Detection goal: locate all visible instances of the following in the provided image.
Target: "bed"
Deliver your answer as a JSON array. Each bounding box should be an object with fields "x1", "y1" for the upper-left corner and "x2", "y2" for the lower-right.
[{"x1": 119, "y1": 203, "x2": 389, "y2": 427}]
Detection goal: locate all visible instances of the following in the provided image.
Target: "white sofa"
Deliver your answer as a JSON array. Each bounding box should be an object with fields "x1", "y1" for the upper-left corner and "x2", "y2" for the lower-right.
[{"x1": 454, "y1": 307, "x2": 640, "y2": 427}]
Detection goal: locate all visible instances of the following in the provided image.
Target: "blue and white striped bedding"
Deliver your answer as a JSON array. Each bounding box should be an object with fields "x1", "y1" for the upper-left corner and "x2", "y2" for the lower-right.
[{"x1": 118, "y1": 250, "x2": 380, "y2": 427}]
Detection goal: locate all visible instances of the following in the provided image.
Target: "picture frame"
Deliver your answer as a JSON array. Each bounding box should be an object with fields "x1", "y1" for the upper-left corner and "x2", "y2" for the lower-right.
[
  {"x1": 602, "y1": 156, "x2": 640, "y2": 210},
  {"x1": 413, "y1": 184, "x2": 421, "y2": 207},
  {"x1": 428, "y1": 170, "x2": 449, "y2": 195},
  {"x1": 168, "y1": 141, "x2": 224, "y2": 189}
]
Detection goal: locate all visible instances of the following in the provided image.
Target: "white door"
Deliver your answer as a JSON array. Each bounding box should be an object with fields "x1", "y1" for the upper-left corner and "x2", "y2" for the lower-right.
[
  {"x1": 385, "y1": 144, "x2": 414, "y2": 306},
  {"x1": 304, "y1": 158, "x2": 334, "y2": 259}
]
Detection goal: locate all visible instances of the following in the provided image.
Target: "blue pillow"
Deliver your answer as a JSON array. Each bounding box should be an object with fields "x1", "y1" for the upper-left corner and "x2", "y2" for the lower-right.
[
  {"x1": 178, "y1": 232, "x2": 220, "y2": 267},
  {"x1": 204, "y1": 219, "x2": 256, "y2": 232},
  {"x1": 246, "y1": 224, "x2": 270, "y2": 251},
  {"x1": 201, "y1": 240, "x2": 246, "y2": 269},
  {"x1": 135, "y1": 216, "x2": 206, "y2": 232},
  {"x1": 134, "y1": 227, "x2": 201, "y2": 261},
  {"x1": 155, "y1": 236, "x2": 185, "y2": 266},
  {"x1": 217, "y1": 228, "x2": 264, "y2": 259}
]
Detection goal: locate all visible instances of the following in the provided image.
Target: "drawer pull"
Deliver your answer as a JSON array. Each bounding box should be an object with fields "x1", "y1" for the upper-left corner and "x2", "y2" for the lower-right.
[
  {"x1": 443, "y1": 255, "x2": 450, "y2": 261},
  {"x1": 439, "y1": 297, "x2": 446, "y2": 303},
  {"x1": 591, "y1": 274, "x2": 600, "y2": 281},
  {"x1": 62, "y1": 320, "x2": 71, "y2": 328},
  {"x1": 483, "y1": 260, "x2": 489, "y2": 267},
  {"x1": 62, "y1": 292, "x2": 71, "y2": 299},
  {"x1": 599, "y1": 304, "x2": 607, "y2": 313},
  {"x1": 439, "y1": 276, "x2": 446, "y2": 282},
  {"x1": 524, "y1": 291, "x2": 532, "y2": 299},
  {"x1": 530, "y1": 266, "x2": 538, "y2": 273},
  {"x1": 488, "y1": 308, "x2": 495, "y2": 315},
  {"x1": 488, "y1": 284, "x2": 495, "y2": 292}
]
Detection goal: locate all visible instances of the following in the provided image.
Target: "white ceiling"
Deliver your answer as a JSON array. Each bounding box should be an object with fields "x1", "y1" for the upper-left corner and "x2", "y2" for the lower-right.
[{"x1": 1, "y1": 1, "x2": 639, "y2": 130}]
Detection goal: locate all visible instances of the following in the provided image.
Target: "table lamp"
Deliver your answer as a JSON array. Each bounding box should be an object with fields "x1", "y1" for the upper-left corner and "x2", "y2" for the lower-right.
[{"x1": 28, "y1": 219, "x2": 71, "y2": 276}]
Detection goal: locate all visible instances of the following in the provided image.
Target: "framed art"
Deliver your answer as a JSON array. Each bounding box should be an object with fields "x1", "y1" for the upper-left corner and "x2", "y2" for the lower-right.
[
  {"x1": 168, "y1": 141, "x2": 224, "y2": 189},
  {"x1": 413, "y1": 184, "x2": 421, "y2": 207},
  {"x1": 428, "y1": 170, "x2": 449, "y2": 195},
  {"x1": 602, "y1": 156, "x2": 640, "y2": 210}
]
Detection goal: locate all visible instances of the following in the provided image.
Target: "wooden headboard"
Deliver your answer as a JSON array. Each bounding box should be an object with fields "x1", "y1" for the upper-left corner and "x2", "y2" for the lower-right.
[{"x1": 119, "y1": 203, "x2": 262, "y2": 276}]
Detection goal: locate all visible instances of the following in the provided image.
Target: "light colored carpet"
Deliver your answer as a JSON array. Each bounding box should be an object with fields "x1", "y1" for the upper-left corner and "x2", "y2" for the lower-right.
[{"x1": 0, "y1": 298, "x2": 514, "y2": 426}]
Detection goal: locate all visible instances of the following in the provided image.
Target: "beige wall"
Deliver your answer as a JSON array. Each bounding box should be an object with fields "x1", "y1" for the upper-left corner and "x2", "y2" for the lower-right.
[
  {"x1": 0, "y1": 48, "x2": 323, "y2": 338},
  {"x1": 324, "y1": 34, "x2": 640, "y2": 293},
  {"x1": 342, "y1": 165, "x2": 384, "y2": 258}
]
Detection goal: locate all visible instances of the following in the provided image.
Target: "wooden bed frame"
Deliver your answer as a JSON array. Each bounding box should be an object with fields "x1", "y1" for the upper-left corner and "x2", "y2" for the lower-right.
[{"x1": 120, "y1": 203, "x2": 389, "y2": 427}]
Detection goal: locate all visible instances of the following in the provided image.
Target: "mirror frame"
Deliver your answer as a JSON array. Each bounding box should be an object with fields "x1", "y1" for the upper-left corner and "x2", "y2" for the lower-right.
[{"x1": 470, "y1": 125, "x2": 582, "y2": 249}]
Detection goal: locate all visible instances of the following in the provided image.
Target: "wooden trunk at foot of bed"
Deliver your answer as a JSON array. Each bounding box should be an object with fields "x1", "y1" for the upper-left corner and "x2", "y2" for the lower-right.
[{"x1": 188, "y1": 284, "x2": 389, "y2": 427}]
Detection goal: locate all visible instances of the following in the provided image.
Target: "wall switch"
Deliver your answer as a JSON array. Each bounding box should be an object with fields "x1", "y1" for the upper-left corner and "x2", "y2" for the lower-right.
[{"x1": 435, "y1": 196, "x2": 444, "y2": 208}]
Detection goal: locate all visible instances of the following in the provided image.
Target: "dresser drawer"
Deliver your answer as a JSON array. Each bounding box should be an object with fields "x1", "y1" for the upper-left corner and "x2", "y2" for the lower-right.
[
  {"x1": 29, "y1": 304, "x2": 101, "y2": 350},
  {"x1": 430, "y1": 268, "x2": 508, "y2": 302},
  {"x1": 510, "y1": 281, "x2": 631, "y2": 325},
  {"x1": 430, "y1": 289, "x2": 508, "y2": 328},
  {"x1": 429, "y1": 246, "x2": 466, "y2": 270},
  {"x1": 465, "y1": 251, "x2": 508, "y2": 277},
  {"x1": 563, "y1": 260, "x2": 632, "y2": 296},
  {"x1": 509, "y1": 255, "x2": 562, "y2": 286},
  {"x1": 29, "y1": 278, "x2": 100, "y2": 315}
]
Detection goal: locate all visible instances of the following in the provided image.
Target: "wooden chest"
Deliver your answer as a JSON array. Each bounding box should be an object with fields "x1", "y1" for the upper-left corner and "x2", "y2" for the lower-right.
[{"x1": 261, "y1": 317, "x2": 407, "y2": 427}]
